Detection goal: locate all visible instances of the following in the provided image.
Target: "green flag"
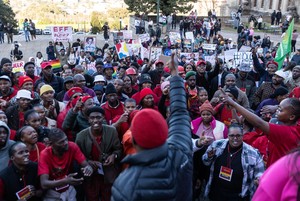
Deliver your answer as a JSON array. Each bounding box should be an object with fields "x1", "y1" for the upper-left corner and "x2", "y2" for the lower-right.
[{"x1": 274, "y1": 18, "x2": 294, "y2": 69}]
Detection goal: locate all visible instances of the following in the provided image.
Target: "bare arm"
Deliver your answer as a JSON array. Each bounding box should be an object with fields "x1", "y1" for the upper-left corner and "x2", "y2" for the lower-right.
[{"x1": 222, "y1": 89, "x2": 270, "y2": 134}]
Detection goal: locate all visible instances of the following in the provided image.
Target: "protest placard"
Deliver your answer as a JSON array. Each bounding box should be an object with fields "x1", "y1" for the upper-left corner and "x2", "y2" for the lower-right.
[
  {"x1": 180, "y1": 53, "x2": 199, "y2": 60},
  {"x1": 150, "y1": 47, "x2": 162, "y2": 61},
  {"x1": 169, "y1": 32, "x2": 181, "y2": 45},
  {"x1": 185, "y1": 32, "x2": 195, "y2": 43},
  {"x1": 122, "y1": 30, "x2": 133, "y2": 40},
  {"x1": 239, "y1": 46, "x2": 252, "y2": 52},
  {"x1": 12, "y1": 60, "x2": 25, "y2": 73},
  {"x1": 139, "y1": 33, "x2": 150, "y2": 43},
  {"x1": 141, "y1": 46, "x2": 150, "y2": 59},
  {"x1": 126, "y1": 39, "x2": 141, "y2": 56},
  {"x1": 205, "y1": 55, "x2": 216, "y2": 66},
  {"x1": 115, "y1": 42, "x2": 130, "y2": 59},
  {"x1": 183, "y1": 39, "x2": 192, "y2": 49},
  {"x1": 51, "y1": 26, "x2": 72, "y2": 42},
  {"x1": 84, "y1": 36, "x2": 96, "y2": 52},
  {"x1": 159, "y1": 55, "x2": 171, "y2": 65},
  {"x1": 233, "y1": 52, "x2": 253, "y2": 67},
  {"x1": 202, "y1": 44, "x2": 217, "y2": 50},
  {"x1": 224, "y1": 49, "x2": 237, "y2": 62}
]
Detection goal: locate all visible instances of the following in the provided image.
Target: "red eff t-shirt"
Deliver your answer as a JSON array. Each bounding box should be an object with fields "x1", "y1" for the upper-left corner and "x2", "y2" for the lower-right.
[
  {"x1": 38, "y1": 142, "x2": 86, "y2": 180},
  {"x1": 267, "y1": 123, "x2": 300, "y2": 167}
]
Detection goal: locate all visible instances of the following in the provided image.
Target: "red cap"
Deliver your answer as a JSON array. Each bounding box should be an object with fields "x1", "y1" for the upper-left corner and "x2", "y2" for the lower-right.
[
  {"x1": 155, "y1": 60, "x2": 164, "y2": 65},
  {"x1": 81, "y1": 95, "x2": 92, "y2": 103},
  {"x1": 67, "y1": 87, "x2": 83, "y2": 99},
  {"x1": 18, "y1": 76, "x2": 33, "y2": 87},
  {"x1": 131, "y1": 109, "x2": 168, "y2": 149},
  {"x1": 41, "y1": 62, "x2": 52, "y2": 69},
  {"x1": 196, "y1": 60, "x2": 206, "y2": 66},
  {"x1": 178, "y1": 66, "x2": 185, "y2": 73}
]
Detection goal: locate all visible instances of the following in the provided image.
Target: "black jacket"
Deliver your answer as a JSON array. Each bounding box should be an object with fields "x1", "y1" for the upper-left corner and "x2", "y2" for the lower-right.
[{"x1": 111, "y1": 76, "x2": 193, "y2": 201}]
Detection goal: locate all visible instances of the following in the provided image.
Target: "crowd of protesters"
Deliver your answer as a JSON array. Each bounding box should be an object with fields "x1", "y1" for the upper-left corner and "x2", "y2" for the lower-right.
[{"x1": 0, "y1": 7, "x2": 300, "y2": 201}]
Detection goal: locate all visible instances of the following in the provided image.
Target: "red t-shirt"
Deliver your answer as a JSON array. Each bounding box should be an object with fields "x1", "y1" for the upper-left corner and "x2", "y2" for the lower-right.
[
  {"x1": 267, "y1": 123, "x2": 300, "y2": 167},
  {"x1": 29, "y1": 142, "x2": 46, "y2": 162},
  {"x1": 91, "y1": 136, "x2": 102, "y2": 161},
  {"x1": 38, "y1": 142, "x2": 86, "y2": 180}
]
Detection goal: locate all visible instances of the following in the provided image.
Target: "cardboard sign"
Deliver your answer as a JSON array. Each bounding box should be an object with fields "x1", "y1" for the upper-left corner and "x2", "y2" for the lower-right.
[
  {"x1": 126, "y1": 39, "x2": 141, "y2": 56},
  {"x1": 115, "y1": 42, "x2": 130, "y2": 59},
  {"x1": 139, "y1": 33, "x2": 150, "y2": 43},
  {"x1": 150, "y1": 47, "x2": 162, "y2": 61},
  {"x1": 16, "y1": 186, "x2": 32, "y2": 200},
  {"x1": 169, "y1": 32, "x2": 181, "y2": 45},
  {"x1": 84, "y1": 36, "x2": 96, "y2": 52},
  {"x1": 141, "y1": 46, "x2": 150, "y2": 59},
  {"x1": 122, "y1": 30, "x2": 133, "y2": 40},
  {"x1": 185, "y1": 32, "x2": 195, "y2": 43},
  {"x1": 202, "y1": 44, "x2": 217, "y2": 50},
  {"x1": 233, "y1": 52, "x2": 253, "y2": 67},
  {"x1": 159, "y1": 55, "x2": 171, "y2": 65},
  {"x1": 183, "y1": 39, "x2": 192, "y2": 49},
  {"x1": 224, "y1": 49, "x2": 237, "y2": 62},
  {"x1": 205, "y1": 55, "x2": 216, "y2": 66},
  {"x1": 239, "y1": 45, "x2": 252, "y2": 52},
  {"x1": 51, "y1": 26, "x2": 72, "y2": 42},
  {"x1": 12, "y1": 60, "x2": 25, "y2": 73},
  {"x1": 180, "y1": 53, "x2": 199, "y2": 60}
]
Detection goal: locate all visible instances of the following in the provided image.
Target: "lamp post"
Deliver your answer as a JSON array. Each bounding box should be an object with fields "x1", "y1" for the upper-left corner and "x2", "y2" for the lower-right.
[
  {"x1": 119, "y1": 17, "x2": 122, "y2": 31},
  {"x1": 156, "y1": 0, "x2": 160, "y2": 25}
]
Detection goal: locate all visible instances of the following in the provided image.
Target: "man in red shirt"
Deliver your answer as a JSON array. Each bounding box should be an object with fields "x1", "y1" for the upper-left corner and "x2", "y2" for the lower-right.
[
  {"x1": 101, "y1": 83, "x2": 124, "y2": 125},
  {"x1": 38, "y1": 128, "x2": 93, "y2": 200}
]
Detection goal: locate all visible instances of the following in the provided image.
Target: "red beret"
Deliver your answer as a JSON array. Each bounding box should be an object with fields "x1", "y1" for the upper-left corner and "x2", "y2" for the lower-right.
[
  {"x1": 81, "y1": 95, "x2": 92, "y2": 103},
  {"x1": 131, "y1": 109, "x2": 168, "y2": 149},
  {"x1": 164, "y1": 66, "x2": 170, "y2": 73},
  {"x1": 137, "y1": 59, "x2": 143, "y2": 66},
  {"x1": 19, "y1": 76, "x2": 33, "y2": 87},
  {"x1": 67, "y1": 87, "x2": 83, "y2": 98},
  {"x1": 267, "y1": 60, "x2": 278, "y2": 68},
  {"x1": 139, "y1": 88, "x2": 155, "y2": 103}
]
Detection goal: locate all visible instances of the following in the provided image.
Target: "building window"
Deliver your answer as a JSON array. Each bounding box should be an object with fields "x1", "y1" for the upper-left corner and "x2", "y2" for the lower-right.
[
  {"x1": 278, "y1": 0, "x2": 282, "y2": 10},
  {"x1": 269, "y1": 0, "x2": 273, "y2": 9},
  {"x1": 254, "y1": 0, "x2": 257, "y2": 7},
  {"x1": 261, "y1": 0, "x2": 264, "y2": 8}
]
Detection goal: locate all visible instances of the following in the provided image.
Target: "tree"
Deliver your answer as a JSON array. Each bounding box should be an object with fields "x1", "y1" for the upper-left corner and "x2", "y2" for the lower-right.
[
  {"x1": 0, "y1": 0, "x2": 17, "y2": 27},
  {"x1": 90, "y1": 11, "x2": 106, "y2": 34},
  {"x1": 124, "y1": 0, "x2": 196, "y2": 16}
]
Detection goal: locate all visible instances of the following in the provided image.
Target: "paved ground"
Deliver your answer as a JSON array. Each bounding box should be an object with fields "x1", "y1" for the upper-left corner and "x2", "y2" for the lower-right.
[{"x1": 0, "y1": 26, "x2": 299, "y2": 62}]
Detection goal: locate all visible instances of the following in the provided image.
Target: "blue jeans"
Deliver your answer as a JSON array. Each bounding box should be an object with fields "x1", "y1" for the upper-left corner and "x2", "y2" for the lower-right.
[{"x1": 24, "y1": 30, "x2": 30, "y2": 41}]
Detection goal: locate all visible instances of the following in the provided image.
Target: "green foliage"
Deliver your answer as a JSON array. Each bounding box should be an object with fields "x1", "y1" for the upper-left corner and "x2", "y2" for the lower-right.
[
  {"x1": 125, "y1": 0, "x2": 196, "y2": 16},
  {"x1": 90, "y1": 11, "x2": 106, "y2": 34},
  {"x1": 0, "y1": 0, "x2": 17, "y2": 27}
]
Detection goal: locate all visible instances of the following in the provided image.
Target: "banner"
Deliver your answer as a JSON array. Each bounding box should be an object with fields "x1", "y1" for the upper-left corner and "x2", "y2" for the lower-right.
[
  {"x1": 150, "y1": 47, "x2": 162, "y2": 61},
  {"x1": 51, "y1": 26, "x2": 72, "y2": 42},
  {"x1": 115, "y1": 42, "x2": 130, "y2": 59},
  {"x1": 233, "y1": 52, "x2": 253, "y2": 67},
  {"x1": 122, "y1": 30, "x2": 133, "y2": 40},
  {"x1": 139, "y1": 33, "x2": 150, "y2": 43},
  {"x1": 205, "y1": 56, "x2": 216, "y2": 66},
  {"x1": 84, "y1": 36, "x2": 96, "y2": 52},
  {"x1": 12, "y1": 60, "x2": 25, "y2": 73},
  {"x1": 185, "y1": 32, "x2": 195, "y2": 43},
  {"x1": 202, "y1": 44, "x2": 217, "y2": 50},
  {"x1": 239, "y1": 46, "x2": 252, "y2": 52}
]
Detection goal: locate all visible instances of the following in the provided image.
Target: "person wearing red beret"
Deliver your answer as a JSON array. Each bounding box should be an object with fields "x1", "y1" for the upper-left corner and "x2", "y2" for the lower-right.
[
  {"x1": 62, "y1": 95, "x2": 95, "y2": 140},
  {"x1": 112, "y1": 53, "x2": 193, "y2": 201},
  {"x1": 10, "y1": 75, "x2": 40, "y2": 105},
  {"x1": 138, "y1": 87, "x2": 158, "y2": 110}
]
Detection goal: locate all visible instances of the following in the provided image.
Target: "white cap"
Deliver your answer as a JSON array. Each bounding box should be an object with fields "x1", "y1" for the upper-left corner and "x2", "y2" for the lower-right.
[
  {"x1": 228, "y1": 38, "x2": 232, "y2": 41},
  {"x1": 16, "y1": 89, "x2": 32, "y2": 100},
  {"x1": 275, "y1": 70, "x2": 289, "y2": 80},
  {"x1": 94, "y1": 75, "x2": 105, "y2": 83}
]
